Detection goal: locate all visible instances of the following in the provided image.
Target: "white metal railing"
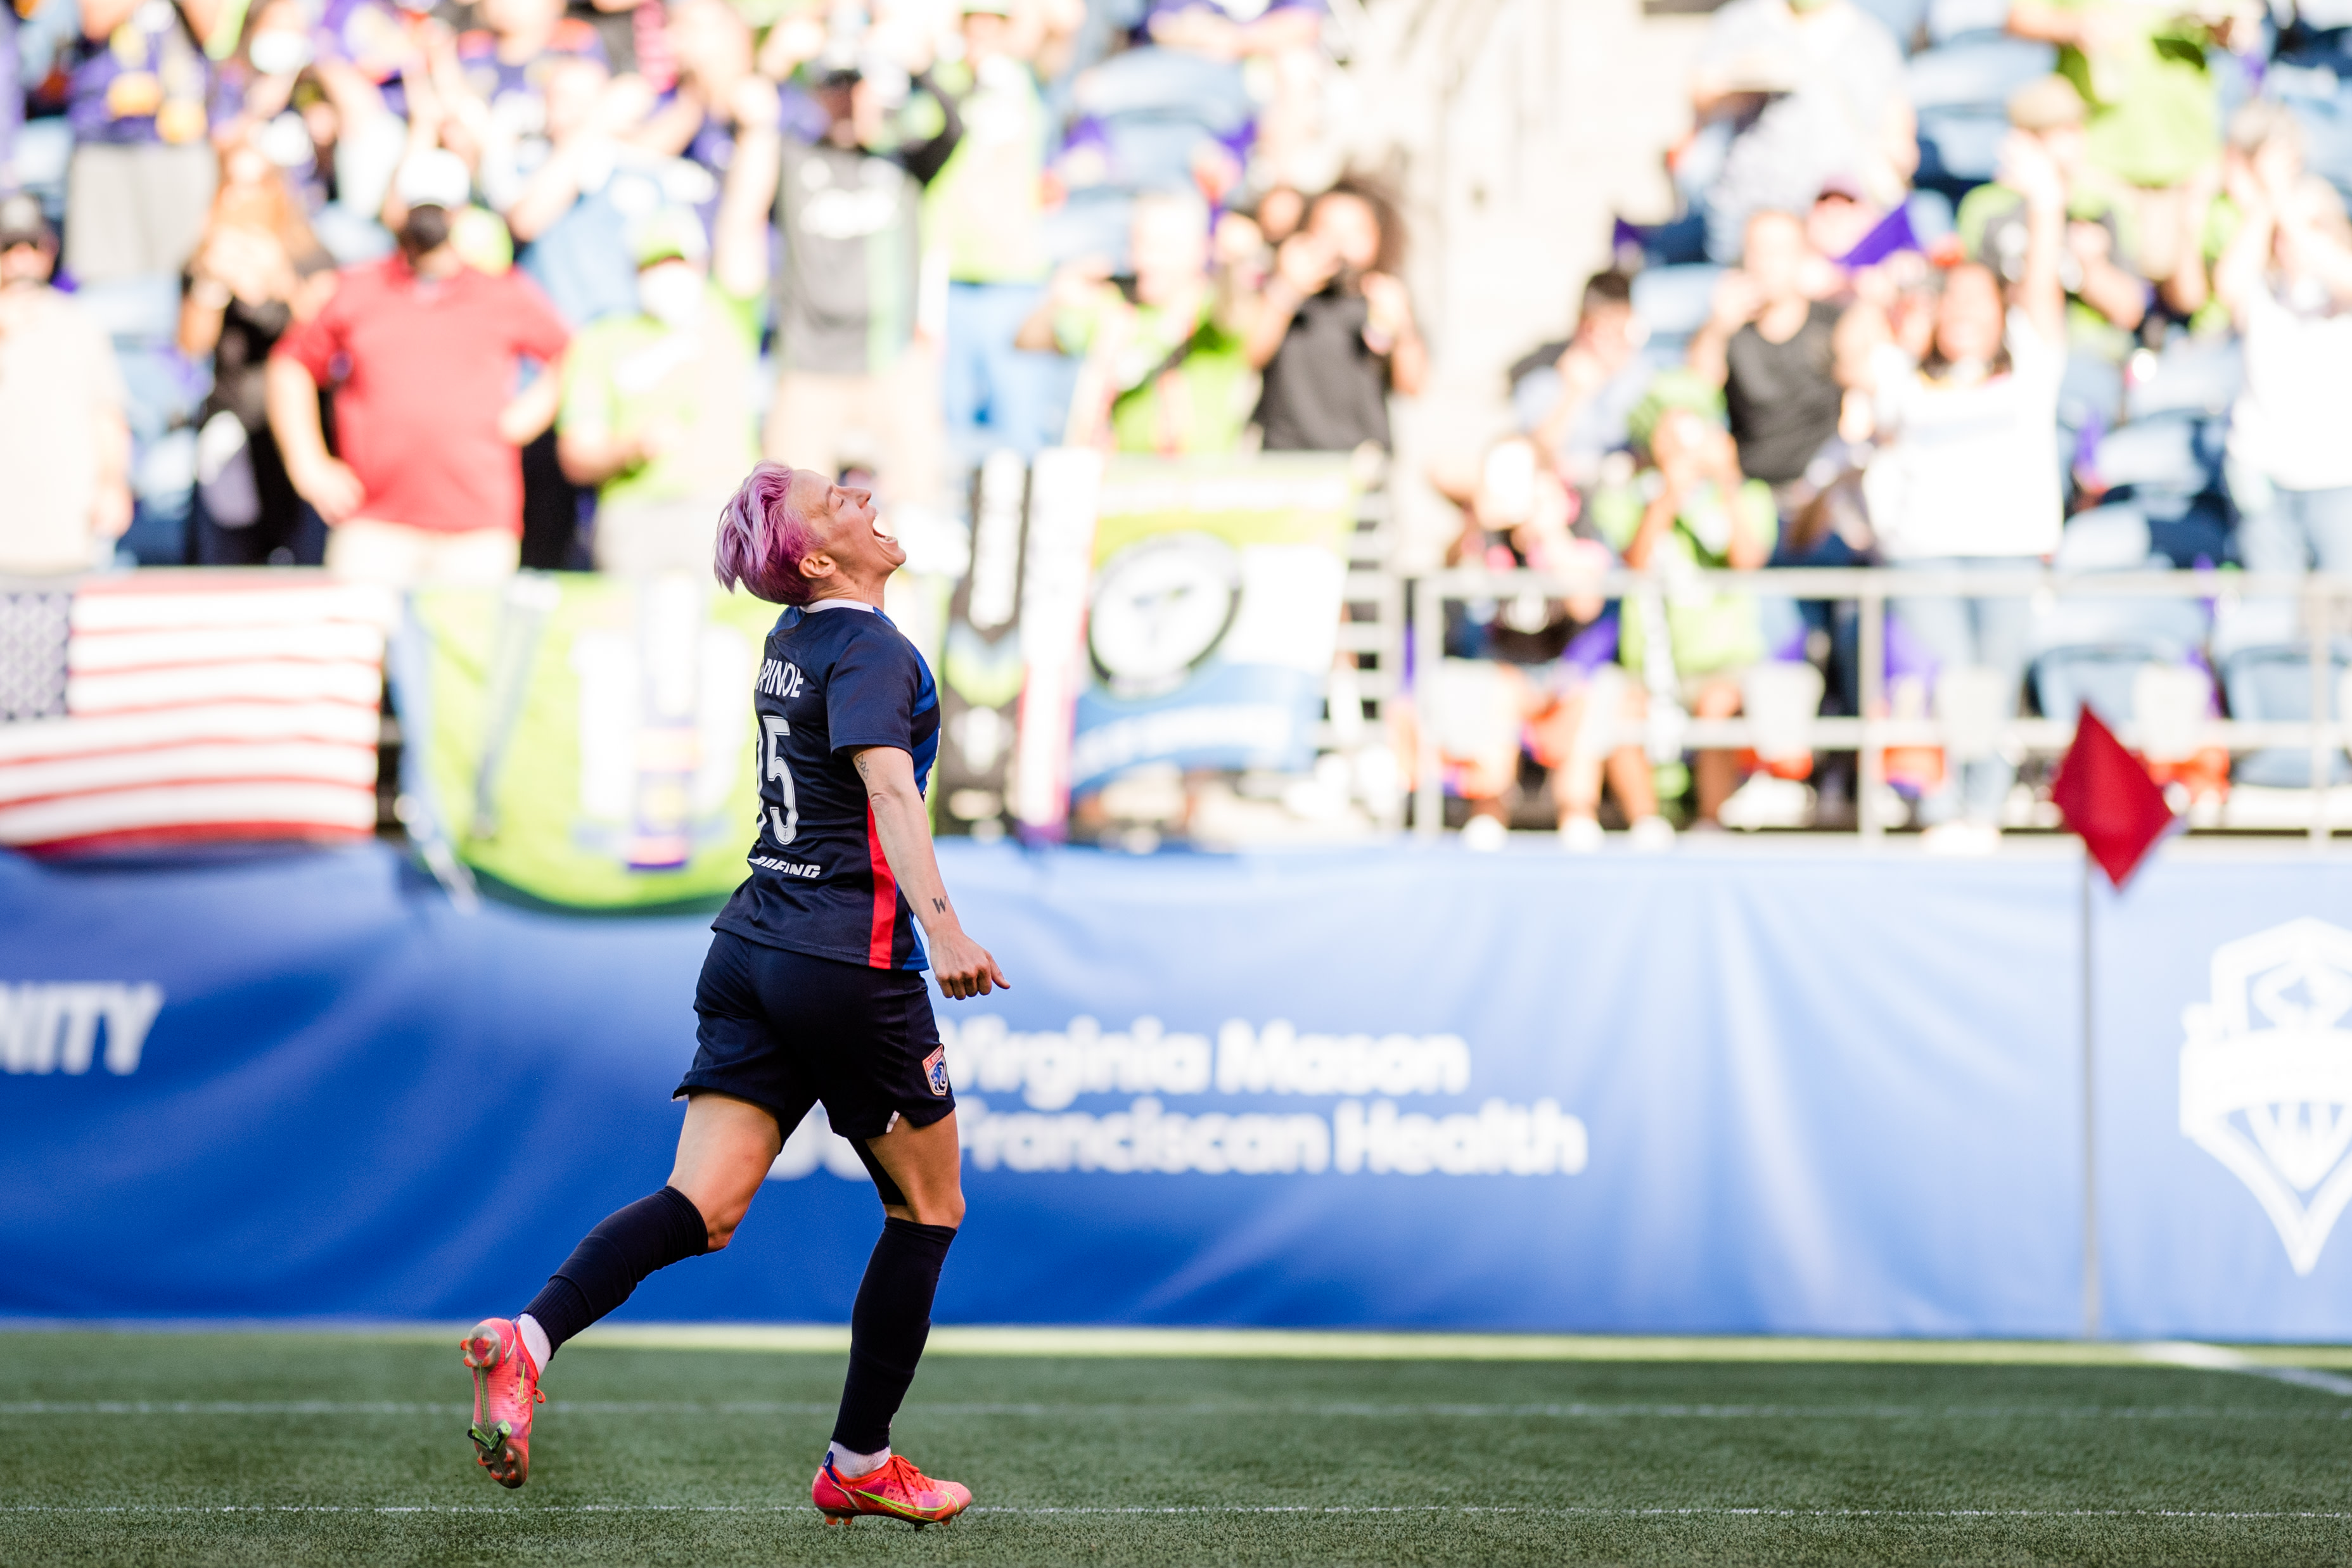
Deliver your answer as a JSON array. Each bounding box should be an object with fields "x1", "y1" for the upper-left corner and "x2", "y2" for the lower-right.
[{"x1": 1409, "y1": 567, "x2": 2352, "y2": 843}]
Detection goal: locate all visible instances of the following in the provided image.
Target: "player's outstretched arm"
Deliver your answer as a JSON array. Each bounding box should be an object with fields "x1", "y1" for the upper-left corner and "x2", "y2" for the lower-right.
[{"x1": 852, "y1": 745, "x2": 1010, "y2": 1000}]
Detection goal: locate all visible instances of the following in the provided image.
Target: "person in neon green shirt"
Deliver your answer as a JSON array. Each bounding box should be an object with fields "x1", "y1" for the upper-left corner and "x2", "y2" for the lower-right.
[
  {"x1": 556, "y1": 79, "x2": 780, "y2": 574},
  {"x1": 2007, "y1": 0, "x2": 2236, "y2": 288},
  {"x1": 1590, "y1": 371, "x2": 1779, "y2": 824},
  {"x1": 926, "y1": 0, "x2": 1071, "y2": 471},
  {"x1": 1020, "y1": 188, "x2": 1255, "y2": 456}
]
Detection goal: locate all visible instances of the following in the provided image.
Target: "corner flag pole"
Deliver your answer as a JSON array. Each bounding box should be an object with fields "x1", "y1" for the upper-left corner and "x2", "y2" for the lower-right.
[
  {"x1": 2081, "y1": 848, "x2": 2099, "y2": 1341},
  {"x1": 2052, "y1": 703, "x2": 2169, "y2": 1342}
]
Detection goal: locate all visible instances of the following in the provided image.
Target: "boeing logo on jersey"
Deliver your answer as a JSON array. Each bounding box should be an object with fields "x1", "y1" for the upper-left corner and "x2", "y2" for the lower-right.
[
  {"x1": 0, "y1": 983, "x2": 164, "y2": 1075},
  {"x1": 758, "y1": 658, "x2": 807, "y2": 700},
  {"x1": 751, "y1": 855, "x2": 821, "y2": 878}
]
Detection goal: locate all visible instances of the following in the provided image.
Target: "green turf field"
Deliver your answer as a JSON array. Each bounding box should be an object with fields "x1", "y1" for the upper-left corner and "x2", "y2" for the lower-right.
[{"x1": 5, "y1": 1329, "x2": 2351, "y2": 1566}]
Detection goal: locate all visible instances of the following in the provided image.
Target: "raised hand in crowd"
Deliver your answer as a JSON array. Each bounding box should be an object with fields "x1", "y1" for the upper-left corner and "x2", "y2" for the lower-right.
[
  {"x1": 1241, "y1": 187, "x2": 1425, "y2": 395},
  {"x1": 715, "y1": 73, "x2": 785, "y2": 300},
  {"x1": 1531, "y1": 273, "x2": 1641, "y2": 476},
  {"x1": 503, "y1": 58, "x2": 646, "y2": 243},
  {"x1": 638, "y1": 0, "x2": 760, "y2": 157},
  {"x1": 1628, "y1": 410, "x2": 1765, "y2": 573},
  {"x1": 1147, "y1": 0, "x2": 1321, "y2": 63},
  {"x1": 1994, "y1": 128, "x2": 2070, "y2": 345},
  {"x1": 2216, "y1": 126, "x2": 2352, "y2": 327},
  {"x1": 754, "y1": 9, "x2": 829, "y2": 84},
  {"x1": 79, "y1": 0, "x2": 226, "y2": 52},
  {"x1": 1686, "y1": 266, "x2": 1763, "y2": 388},
  {"x1": 2061, "y1": 213, "x2": 2147, "y2": 332}
]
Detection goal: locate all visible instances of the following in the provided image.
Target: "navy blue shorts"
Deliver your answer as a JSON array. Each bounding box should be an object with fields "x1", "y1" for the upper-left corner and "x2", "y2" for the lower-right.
[{"x1": 677, "y1": 931, "x2": 955, "y2": 1160}]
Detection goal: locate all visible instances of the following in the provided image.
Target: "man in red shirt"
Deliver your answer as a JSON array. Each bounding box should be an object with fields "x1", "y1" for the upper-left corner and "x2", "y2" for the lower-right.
[{"x1": 267, "y1": 150, "x2": 572, "y2": 586}]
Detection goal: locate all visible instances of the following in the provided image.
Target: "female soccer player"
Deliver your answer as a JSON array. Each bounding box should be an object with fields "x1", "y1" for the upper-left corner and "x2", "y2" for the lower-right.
[{"x1": 459, "y1": 463, "x2": 1007, "y2": 1527}]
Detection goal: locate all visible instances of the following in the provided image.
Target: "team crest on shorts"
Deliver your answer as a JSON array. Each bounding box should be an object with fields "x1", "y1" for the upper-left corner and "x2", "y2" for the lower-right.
[{"x1": 923, "y1": 1045, "x2": 951, "y2": 1098}]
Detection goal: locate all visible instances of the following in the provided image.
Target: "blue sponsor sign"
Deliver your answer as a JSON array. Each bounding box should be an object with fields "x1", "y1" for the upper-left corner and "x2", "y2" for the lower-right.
[{"x1": 4, "y1": 839, "x2": 2348, "y2": 1338}]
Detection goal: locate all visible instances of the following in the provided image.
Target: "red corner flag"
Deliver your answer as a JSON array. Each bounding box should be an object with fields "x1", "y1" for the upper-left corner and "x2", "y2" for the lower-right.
[{"x1": 2050, "y1": 704, "x2": 2175, "y2": 888}]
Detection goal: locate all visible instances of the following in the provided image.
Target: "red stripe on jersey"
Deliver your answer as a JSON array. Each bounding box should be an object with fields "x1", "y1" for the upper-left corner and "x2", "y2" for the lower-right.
[{"x1": 866, "y1": 804, "x2": 897, "y2": 969}]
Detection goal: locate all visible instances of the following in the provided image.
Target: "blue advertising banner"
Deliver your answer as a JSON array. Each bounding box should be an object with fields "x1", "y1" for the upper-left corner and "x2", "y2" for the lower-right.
[
  {"x1": 0, "y1": 839, "x2": 2111, "y2": 1334},
  {"x1": 2091, "y1": 853, "x2": 2352, "y2": 1339}
]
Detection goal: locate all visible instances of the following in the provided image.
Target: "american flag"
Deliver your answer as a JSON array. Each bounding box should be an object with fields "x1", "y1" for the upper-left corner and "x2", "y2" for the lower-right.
[{"x1": 0, "y1": 571, "x2": 392, "y2": 853}]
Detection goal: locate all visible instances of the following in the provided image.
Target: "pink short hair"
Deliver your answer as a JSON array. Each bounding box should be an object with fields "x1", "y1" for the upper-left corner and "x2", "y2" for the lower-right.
[{"x1": 713, "y1": 462, "x2": 825, "y2": 604}]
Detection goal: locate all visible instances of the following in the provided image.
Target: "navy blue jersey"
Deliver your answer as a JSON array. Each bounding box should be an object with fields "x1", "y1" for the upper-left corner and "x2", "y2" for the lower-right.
[{"x1": 713, "y1": 603, "x2": 940, "y2": 971}]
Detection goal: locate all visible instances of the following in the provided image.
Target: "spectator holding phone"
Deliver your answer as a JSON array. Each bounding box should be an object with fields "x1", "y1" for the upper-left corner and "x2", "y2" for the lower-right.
[
  {"x1": 1591, "y1": 373, "x2": 1777, "y2": 827},
  {"x1": 181, "y1": 132, "x2": 336, "y2": 566},
  {"x1": 1021, "y1": 189, "x2": 1255, "y2": 455},
  {"x1": 1530, "y1": 269, "x2": 1647, "y2": 488},
  {"x1": 1246, "y1": 179, "x2": 1427, "y2": 457}
]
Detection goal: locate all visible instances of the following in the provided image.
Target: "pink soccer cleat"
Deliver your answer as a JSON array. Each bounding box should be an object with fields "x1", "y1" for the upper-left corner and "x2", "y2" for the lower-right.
[
  {"x1": 461, "y1": 1317, "x2": 544, "y2": 1488},
  {"x1": 811, "y1": 1453, "x2": 973, "y2": 1527}
]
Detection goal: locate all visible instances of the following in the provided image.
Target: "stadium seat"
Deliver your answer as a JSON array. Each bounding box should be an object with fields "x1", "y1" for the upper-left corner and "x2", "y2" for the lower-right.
[
  {"x1": 1040, "y1": 183, "x2": 1143, "y2": 269},
  {"x1": 1853, "y1": 0, "x2": 1929, "y2": 51},
  {"x1": 1071, "y1": 44, "x2": 1253, "y2": 132},
  {"x1": 8, "y1": 117, "x2": 72, "y2": 222},
  {"x1": 63, "y1": 278, "x2": 210, "y2": 567},
  {"x1": 2031, "y1": 504, "x2": 2217, "y2": 734},
  {"x1": 2210, "y1": 597, "x2": 2352, "y2": 786},
  {"x1": 1630, "y1": 264, "x2": 1724, "y2": 347},
  {"x1": 2125, "y1": 335, "x2": 2244, "y2": 422},
  {"x1": 70, "y1": 277, "x2": 183, "y2": 346},
  {"x1": 2266, "y1": 59, "x2": 2352, "y2": 205},
  {"x1": 1915, "y1": 108, "x2": 2012, "y2": 189},
  {"x1": 1924, "y1": 0, "x2": 2014, "y2": 46},
  {"x1": 2086, "y1": 413, "x2": 2225, "y2": 497},
  {"x1": 2137, "y1": 492, "x2": 2235, "y2": 569},
  {"x1": 1906, "y1": 35, "x2": 2057, "y2": 112},
  {"x1": 1908, "y1": 36, "x2": 2057, "y2": 191}
]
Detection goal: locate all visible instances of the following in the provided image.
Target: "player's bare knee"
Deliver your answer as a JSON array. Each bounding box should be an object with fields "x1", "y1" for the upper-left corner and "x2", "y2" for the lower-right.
[
  {"x1": 693, "y1": 1194, "x2": 753, "y2": 1251},
  {"x1": 884, "y1": 1190, "x2": 964, "y2": 1229}
]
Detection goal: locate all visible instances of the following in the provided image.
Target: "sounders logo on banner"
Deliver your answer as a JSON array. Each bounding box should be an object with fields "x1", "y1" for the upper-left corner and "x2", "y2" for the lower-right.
[
  {"x1": 2180, "y1": 919, "x2": 2352, "y2": 1275},
  {"x1": 0, "y1": 983, "x2": 164, "y2": 1075},
  {"x1": 769, "y1": 1015, "x2": 1587, "y2": 1181}
]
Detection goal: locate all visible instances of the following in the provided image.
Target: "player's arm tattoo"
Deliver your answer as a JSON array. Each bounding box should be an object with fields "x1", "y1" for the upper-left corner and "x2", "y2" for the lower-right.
[{"x1": 932, "y1": 897, "x2": 947, "y2": 915}]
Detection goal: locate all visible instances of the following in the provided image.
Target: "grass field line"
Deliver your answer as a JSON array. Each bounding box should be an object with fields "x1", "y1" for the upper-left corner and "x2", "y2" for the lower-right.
[
  {"x1": 8, "y1": 1503, "x2": 2352, "y2": 1523},
  {"x1": 7, "y1": 1398, "x2": 2352, "y2": 1421},
  {"x1": 582, "y1": 1325, "x2": 2352, "y2": 1370},
  {"x1": 26, "y1": 1322, "x2": 2352, "y2": 1370}
]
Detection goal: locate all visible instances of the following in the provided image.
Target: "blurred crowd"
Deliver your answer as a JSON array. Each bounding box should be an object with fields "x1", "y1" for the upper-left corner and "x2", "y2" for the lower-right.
[
  {"x1": 1441, "y1": 0, "x2": 2352, "y2": 847},
  {"x1": 4, "y1": 0, "x2": 2352, "y2": 843},
  {"x1": 0, "y1": 0, "x2": 1400, "y2": 584}
]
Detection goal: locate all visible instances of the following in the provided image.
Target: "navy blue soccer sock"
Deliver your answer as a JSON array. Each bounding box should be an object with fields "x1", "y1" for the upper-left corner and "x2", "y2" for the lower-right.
[
  {"x1": 831, "y1": 1218, "x2": 957, "y2": 1454},
  {"x1": 521, "y1": 1185, "x2": 710, "y2": 1358}
]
